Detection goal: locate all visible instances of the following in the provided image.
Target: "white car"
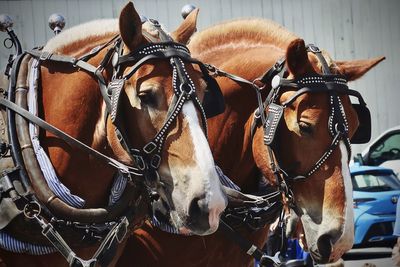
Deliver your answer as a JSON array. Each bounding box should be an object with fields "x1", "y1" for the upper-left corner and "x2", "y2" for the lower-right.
[{"x1": 356, "y1": 125, "x2": 400, "y2": 176}]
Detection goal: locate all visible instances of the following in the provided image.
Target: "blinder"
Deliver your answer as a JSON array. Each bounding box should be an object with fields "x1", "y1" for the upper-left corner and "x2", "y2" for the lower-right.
[
  {"x1": 201, "y1": 71, "x2": 225, "y2": 118},
  {"x1": 263, "y1": 75, "x2": 372, "y2": 148},
  {"x1": 350, "y1": 103, "x2": 371, "y2": 144}
]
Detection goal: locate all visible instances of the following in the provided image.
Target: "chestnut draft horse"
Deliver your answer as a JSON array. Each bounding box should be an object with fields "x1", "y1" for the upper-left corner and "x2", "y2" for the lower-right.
[
  {"x1": 117, "y1": 15, "x2": 385, "y2": 267},
  {"x1": 0, "y1": 3, "x2": 227, "y2": 267}
]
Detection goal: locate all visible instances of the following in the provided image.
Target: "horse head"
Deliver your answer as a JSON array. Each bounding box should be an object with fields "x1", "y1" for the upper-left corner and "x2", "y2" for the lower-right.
[
  {"x1": 253, "y1": 38, "x2": 384, "y2": 263},
  {"x1": 105, "y1": 3, "x2": 227, "y2": 236}
]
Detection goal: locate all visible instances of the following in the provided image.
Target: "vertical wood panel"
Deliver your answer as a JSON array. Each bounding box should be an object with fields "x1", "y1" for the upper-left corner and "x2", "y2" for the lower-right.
[
  {"x1": 261, "y1": 0, "x2": 274, "y2": 20},
  {"x1": 78, "y1": 0, "x2": 103, "y2": 23},
  {"x1": 301, "y1": 0, "x2": 315, "y2": 43},
  {"x1": 219, "y1": 0, "x2": 233, "y2": 22},
  {"x1": 99, "y1": 0, "x2": 114, "y2": 18},
  {"x1": 271, "y1": 0, "x2": 284, "y2": 25},
  {"x1": 249, "y1": 0, "x2": 263, "y2": 17},
  {"x1": 65, "y1": 0, "x2": 80, "y2": 28},
  {"x1": 385, "y1": 0, "x2": 400, "y2": 128}
]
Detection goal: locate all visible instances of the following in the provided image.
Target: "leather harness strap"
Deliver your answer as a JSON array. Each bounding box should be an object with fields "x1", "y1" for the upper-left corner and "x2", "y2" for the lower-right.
[{"x1": 0, "y1": 97, "x2": 138, "y2": 176}]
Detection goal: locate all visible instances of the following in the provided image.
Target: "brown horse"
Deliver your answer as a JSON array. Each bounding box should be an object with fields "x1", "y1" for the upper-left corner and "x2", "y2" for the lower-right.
[
  {"x1": 117, "y1": 15, "x2": 385, "y2": 267},
  {"x1": 0, "y1": 3, "x2": 227, "y2": 266}
]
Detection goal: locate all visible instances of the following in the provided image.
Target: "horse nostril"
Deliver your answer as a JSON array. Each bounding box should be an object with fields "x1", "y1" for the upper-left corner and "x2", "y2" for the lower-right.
[
  {"x1": 317, "y1": 234, "x2": 333, "y2": 262},
  {"x1": 188, "y1": 195, "x2": 208, "y2": 217},
  {"x1": 187, "y1": 194, "x2": 210, "y2": 232}
]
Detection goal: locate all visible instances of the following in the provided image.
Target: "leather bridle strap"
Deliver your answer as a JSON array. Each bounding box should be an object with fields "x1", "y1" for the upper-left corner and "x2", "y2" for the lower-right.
[
  {"x1": 26, "y1": 47, "x2": 117, "y2": 111},
  {"x1": 0, "y1": 97, "x2": 141, "y2": 177},
  {"x1": 26, "y1": 50, "x2": 98, "y2": 74},
  {"x1": 280, "y1": 85, "x2": 364, "y2": 108}
]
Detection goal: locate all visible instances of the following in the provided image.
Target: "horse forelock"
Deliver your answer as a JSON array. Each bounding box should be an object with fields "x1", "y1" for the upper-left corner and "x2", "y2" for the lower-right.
[
  {"x1": 310, "y1": 50, "x2": 340, "y2": 74},
  {"x1": 189, "y1": 18, "x2": 298, "y2": 54}
]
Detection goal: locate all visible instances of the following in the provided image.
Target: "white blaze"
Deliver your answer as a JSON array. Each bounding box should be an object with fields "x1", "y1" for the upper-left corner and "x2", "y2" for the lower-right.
[
  {"x1": 329, "y1": 141, "x2": 354, "y2": 261},
  {"x1": 179, "y1": 102, "x2": 227, "y2": 230}
]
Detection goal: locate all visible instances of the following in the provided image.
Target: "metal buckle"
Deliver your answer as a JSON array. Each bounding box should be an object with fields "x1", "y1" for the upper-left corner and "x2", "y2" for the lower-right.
[
  {"x1": 150, "y1": 155, "x2": 161, "y2": 169},
  {"x1": 148, "y1": 18, "x2": 160, "y2": 27},
  {"x1": 143, "y1": 142, "x2": 157, "y2": 154},
  {"x1": 180, "y1": 83, "x2": 194, "y2": 95},
  {"x1": 252, "y1": 78, "x2": 266, "y2": 91},
  {"x1": 115, "y1": 217, "x2": 129, "y2": 243},
  {"x1": 39, "y1": 51, "x2": 52, "y2": 61},
  {"x1": 307, "y1": 44, "x2": 321, "y2": 53},
  {"x1": 253, "y1": 108, "x2": 261, "y2": 119},
  {"x1": 134, "y1": 155, "x2": 146, "y2": 171}
]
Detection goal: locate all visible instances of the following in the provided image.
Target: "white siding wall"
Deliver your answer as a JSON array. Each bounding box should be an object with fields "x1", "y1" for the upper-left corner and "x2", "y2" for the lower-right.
[{"x1": 1, "y1": 0, "x2": 399, "y2": 153}]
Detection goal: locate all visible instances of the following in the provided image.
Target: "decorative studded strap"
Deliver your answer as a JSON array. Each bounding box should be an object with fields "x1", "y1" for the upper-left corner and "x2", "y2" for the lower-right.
[
  {"x1": 263, "y1": 103, "x2": 284, "y2": 146},
  {"x1": 109, "y1": 79, "x2": 125, "y2": 124}
]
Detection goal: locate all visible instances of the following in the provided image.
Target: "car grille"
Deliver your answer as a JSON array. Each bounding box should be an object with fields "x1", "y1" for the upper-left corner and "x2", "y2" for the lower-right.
[{"x1": 363, "y1": 221, "x2": 394, "y2": 243}]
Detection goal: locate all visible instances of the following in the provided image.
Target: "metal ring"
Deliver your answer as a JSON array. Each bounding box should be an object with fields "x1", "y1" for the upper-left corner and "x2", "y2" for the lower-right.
[
  {"x1": 252, "y1": 78, "x2": 266, "y2": 91},
  {"x1": 3, "y1": 37, "x2": 13, "y2": 49},
  {"x1": 23, "y1": 201, "x2": 42, "y2": 219},
  {"x1": 180, "y1": 83, "x2": 194, "y2": 95}
]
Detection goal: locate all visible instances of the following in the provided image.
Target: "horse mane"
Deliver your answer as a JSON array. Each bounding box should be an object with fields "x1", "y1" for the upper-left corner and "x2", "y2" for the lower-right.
[
  {"x1": 44, "y1": 19, "x2": 163, "y2": 55},
  {"x1": 190, "y1": 18, "x2": 339, "y2": 73},
  {"x1": 189, "y1": 18, "x2": 298, "y2": 53},
  {"x1": 43, "y1": 19, "x2": 118, "y2": 53}
]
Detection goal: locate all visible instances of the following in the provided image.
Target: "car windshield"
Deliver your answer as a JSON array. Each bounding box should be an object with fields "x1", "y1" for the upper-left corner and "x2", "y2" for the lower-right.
[
  {"x1": 352, "y1": 172, "x2": 400, "y2": 192},
  {"x1": 368, "y1": 132, "x2": 400, "y2": 165}
]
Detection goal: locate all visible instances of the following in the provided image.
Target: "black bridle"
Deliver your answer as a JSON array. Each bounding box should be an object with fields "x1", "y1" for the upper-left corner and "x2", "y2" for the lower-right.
[
  {"x1": 204, "y1": 44, "x2": 370, "y2": 266},
  {"x1": 253, "y1": 44, "x2": 366, "y2": 189},
  {"x1": 101, "y1": 19, "x2": 211, "y2": 213},
  {"x1": 0, "y1": 18, "x2": 216, "y2": 267},
  {"x1": 24, "y1": 19, "x2": 214, "y2": 216}
]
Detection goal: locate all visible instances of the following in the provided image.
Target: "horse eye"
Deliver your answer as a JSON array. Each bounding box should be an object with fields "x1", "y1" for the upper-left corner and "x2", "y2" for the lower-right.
[
  {"x1": 299, "y1": 121, "x2": 313, "y2": 135},
  {"x1": 138, "y1": 92, "x2": 156, "y2": 106}
]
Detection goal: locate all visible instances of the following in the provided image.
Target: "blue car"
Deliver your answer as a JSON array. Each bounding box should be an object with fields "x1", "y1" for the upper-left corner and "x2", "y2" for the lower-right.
[
  {"x1": 351, "y1": 164, "x2": 400, "y2": 248},
  {"x1": 261, "y1": 164, "x2": 399, "y2": 266}
]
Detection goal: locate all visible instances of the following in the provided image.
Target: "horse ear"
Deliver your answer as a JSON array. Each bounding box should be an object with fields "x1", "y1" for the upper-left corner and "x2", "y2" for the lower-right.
[
  {"x1": 286, "y1": 39, "x2": 313, "y2": 76},
  {"x1": 170, "y1": 8, "x2": 199, "y2": 44},
  {"x1": 335, "y1": 57, "x2": 385, "y2": 81},
  {"x1": 119, "y1": 2, "x2": 143, "y2": 50}
]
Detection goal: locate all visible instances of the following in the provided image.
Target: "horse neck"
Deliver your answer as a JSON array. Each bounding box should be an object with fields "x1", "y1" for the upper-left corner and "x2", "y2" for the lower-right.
[
  {"x1": 39, "y1": 34, "x2": 117, "y2": 207},
  {"x1": 192, "y1": 41, "x2": 285, "y2": 191}
]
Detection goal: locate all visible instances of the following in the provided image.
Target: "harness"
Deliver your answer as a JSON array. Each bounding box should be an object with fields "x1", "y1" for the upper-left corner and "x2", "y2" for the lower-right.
[
  {"x1": 204, "y1": 44, "x2": 371, "y2": 266},
  {"x1": 0, "y1": 18, "x2": 224, "y2": 267}
]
